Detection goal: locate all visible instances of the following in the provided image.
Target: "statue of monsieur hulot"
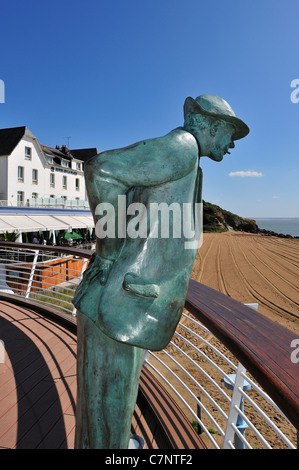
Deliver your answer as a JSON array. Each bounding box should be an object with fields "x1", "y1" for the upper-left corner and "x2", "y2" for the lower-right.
[{"x1": 72, "y1": 94, "x2": 249, "y2": 449}]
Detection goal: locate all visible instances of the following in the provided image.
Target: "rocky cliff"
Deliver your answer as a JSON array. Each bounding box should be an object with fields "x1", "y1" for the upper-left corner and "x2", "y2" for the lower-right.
[
  {"x1": 203, "y1": 201, "x2": 259, "y2": 233},
  {"x1": 202, "y1": 201, "x2": 296, "y2": 238}
]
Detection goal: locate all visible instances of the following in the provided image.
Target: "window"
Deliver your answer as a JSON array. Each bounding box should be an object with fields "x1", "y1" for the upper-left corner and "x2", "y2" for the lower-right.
[
  {"x1": 61, "y1": 160, "x2": 68, "y2": 167},
  {"x1": 50, "y1": 173, "x2": 55, "y2": 187},
  {"x1": 75, "y1": 178, "x2": 80, "y2": 191},
  {"x1": 31, "y1": 192, "x2": 38, "y2": 199},
  {"x1": 62, "y1": 175, "x2": 67, "y2": 189},
  {"x1": 18, "y1": 166, "x2": 24, "y2": 182},
  {"x1": 17, "y1": 191, "x2": 24, "y2": 203},
  {"x1": 25, "y1": 147, "x2": 32, "y2": 160},
  {"x1": 32, "y1": 169, "x2": 38, "y2": 184},
  {"x1": 46, "y1": 156, "x2": 53, "y2": 164},
  {"x1": 76, "y1": 162, "x2": 81, "y2": 170}
]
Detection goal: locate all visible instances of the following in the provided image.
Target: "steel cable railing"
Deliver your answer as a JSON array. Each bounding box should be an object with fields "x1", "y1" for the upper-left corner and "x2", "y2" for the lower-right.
[
  {"x1": 144, "y1": 311, "x2": 297, "y2": 449},
  {"x1": 0, "y1": 242, "x2": 297, "y2": 449}
]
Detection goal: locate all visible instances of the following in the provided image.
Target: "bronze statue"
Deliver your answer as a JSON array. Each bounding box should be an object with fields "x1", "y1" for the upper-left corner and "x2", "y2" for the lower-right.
[{"x1": 72, "y1": 94, "x2": 249, "y2": 449}]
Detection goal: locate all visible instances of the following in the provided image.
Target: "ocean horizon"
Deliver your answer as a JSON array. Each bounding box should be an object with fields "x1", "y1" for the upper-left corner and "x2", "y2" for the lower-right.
[{"x1": 254, "y1": 218, "x2": 299, "y2": 237}]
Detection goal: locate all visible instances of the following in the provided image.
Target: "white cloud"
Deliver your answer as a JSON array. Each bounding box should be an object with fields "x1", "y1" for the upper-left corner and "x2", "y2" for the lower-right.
[
  {"x1": 229, "y1": 170, "x2": 263, "y2": 178},
  {"x1": 272, "y1": 195, "x2": 280, "y2": 199}
]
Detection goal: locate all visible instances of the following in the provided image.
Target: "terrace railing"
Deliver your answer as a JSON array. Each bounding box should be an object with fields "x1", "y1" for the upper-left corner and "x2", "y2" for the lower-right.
[
  {"x1": 0, "y1": 198, "x2": 90, "y2": 209},
  {"x1": 0, "y1": 241, "x2": 298, "y2": 449}
]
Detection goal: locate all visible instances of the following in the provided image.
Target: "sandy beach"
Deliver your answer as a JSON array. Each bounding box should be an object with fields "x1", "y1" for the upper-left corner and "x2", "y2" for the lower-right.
[
  {"x1": 153, "y1": 231, "x2": 299, "y2": 448},
  {"x1": 191, "y1": 231, "x2": 299, "y2": 334}
]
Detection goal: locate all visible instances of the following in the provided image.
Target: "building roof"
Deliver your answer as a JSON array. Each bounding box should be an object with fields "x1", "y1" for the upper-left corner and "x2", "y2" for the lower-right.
[
  {"x1": 0, "y1": 126, "x2": 99, "y2": 164},
  {"x1": 0, "y1": 126, "x2": 26, "y2": 156},
  {"x1": 69, "y1": 148, "x2": 98, "y2": 162},
  {"x1": 41, "y1": 145, "x2": 99, "y2": 165},
  {"x1": 40, "y1": 144, "x2": 73, "y2": 161}
]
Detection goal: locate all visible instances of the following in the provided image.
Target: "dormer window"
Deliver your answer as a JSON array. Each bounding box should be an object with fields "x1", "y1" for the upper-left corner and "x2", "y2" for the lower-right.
[
  {"x1": 61, "y1": 160, "x2": 68, "y2": 167},
  {"x1": 25, "y1": 147, "x2": 32, "y2": 160},
  {"x1": 46, "y1": 156, "x2": 53, "y2": 164},
  {"x1": 76, "y1": 162, "x2": 81, "y2": 170}
]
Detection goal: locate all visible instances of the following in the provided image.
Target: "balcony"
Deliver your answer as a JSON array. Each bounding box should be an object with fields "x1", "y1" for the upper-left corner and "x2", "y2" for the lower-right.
[
  {"x1": 0, "y1": 242, "x2": 298, "y2": 449},
  {"x1": 0, "y1": 199, "x2": 90, "y2": 210}
]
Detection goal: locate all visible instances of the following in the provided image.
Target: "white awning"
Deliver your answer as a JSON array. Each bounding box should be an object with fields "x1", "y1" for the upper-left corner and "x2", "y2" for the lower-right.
[
  {"x1": 0, "y1": 214, "x2": 94, "y2": 233},
  {"x1": 0, "y1": 217, "x2": 20, "y2": 232},
  {"x1": 0, "y1": 215, "x2": 46, "y2": 232},
  {"x1": 52, "y1": 215, "x2": 94, "y2": 229},
  {"x1": 26, "y1": 215, "x2": 70, "y2": 231}
]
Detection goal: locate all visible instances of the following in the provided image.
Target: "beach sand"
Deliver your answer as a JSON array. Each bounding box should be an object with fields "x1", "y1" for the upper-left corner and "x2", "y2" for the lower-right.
[
  {"x1": 191, "y1": 231, "x2": 299, "y2": 334},
  {"x1": 152, "y1": 232, "x2": 299, "y2": 449}
]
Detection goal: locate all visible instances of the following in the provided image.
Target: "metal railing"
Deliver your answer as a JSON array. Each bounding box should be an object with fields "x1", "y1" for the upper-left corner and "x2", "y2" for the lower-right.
[
  {"x1": 0, "y1": 242, "x2": 297, "y2": 449},
  {"x1": 0, "y1": 198, "x2": 90, "y2": 209},
  {"x1": 144, "y1": 311, "x2": 297, "y2": 449}
]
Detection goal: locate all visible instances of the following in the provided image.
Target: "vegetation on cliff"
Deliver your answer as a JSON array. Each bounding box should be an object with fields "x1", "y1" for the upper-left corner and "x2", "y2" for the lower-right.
[
  {"x1": 203, "y1": 201, "x2": 259, "y2": 233},
  {"x1": 203, "y1": 201, "x2": 296, "y2": 238}
]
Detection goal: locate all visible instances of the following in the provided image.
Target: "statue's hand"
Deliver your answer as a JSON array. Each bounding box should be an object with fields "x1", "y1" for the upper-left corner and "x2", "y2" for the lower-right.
[
  {"x1": 98, "y1": 259, "x2": 114, "y2": 286},
  {"x1": 81, "y1": 252, "x2": 114, "y2": 287},
  {"x1": 73, "y1": 253, "x2": 114, "y2": 308}
]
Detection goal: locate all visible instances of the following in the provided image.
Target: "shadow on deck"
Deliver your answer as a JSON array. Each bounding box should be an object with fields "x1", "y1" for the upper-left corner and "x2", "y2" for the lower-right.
[{"x1": 0, "y1": 298, "x2": 205, "y2": 450}]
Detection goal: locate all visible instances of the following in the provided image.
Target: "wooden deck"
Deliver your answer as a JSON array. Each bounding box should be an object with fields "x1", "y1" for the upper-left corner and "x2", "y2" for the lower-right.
[{"x1": 0, "y1": 298, "x2": 205, "y2": 450}]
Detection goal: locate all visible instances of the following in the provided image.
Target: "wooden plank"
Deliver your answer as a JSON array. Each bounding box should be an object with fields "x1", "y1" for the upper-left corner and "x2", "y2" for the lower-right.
[
  {"x1": 2, "y1": 300, "x2": 202, "y2": 449},
  {"x1": 0, "y1": 303, "x2": 77, "y2": 449},
  {"x1": 186, "y1": 280, "x2": 299, "y2": 430},
  {"x1": 138, "y1": 367, "x2": 206, "y2": 449}
]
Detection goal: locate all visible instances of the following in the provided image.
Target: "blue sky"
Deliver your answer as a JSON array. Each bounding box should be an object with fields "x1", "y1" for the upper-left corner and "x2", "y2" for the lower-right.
[{"x1": 1, "y1": 0, "x2": 299, "y2": 218}]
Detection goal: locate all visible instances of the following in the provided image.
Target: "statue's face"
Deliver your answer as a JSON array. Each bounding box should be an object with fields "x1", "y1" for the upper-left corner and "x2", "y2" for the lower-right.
[
  {"x1": 184, "y1": 113, "x2": 237, "y2": 162},
  {"x1": 207, "y1": 122, "x2": 236, "y2": 162}
]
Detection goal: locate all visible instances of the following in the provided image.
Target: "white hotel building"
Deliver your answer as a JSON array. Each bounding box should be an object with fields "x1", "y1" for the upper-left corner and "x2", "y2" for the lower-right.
[
  {"x1": 0, "y1": 126, "x2": 98, "y2": 207},
  {"x1": 0, "y1": 126, "x2": 98, "y2": 242}
]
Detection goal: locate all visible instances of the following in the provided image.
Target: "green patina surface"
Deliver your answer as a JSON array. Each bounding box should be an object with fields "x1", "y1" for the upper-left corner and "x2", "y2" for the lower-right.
[{"x1": 72, "y1": 95, "x2": 249, "y2": 449}]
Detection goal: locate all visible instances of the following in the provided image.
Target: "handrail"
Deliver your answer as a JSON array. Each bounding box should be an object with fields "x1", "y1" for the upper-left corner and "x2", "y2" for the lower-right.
[
  {"x1": 0, "y1": 241, "x2": 92, "y2": 259},
  {"x1": 186, "y1": 280, "x2": 299, "y2": 431},
  {"x1": 0, "y1": 241, "x2": 298, "y2": 440}
]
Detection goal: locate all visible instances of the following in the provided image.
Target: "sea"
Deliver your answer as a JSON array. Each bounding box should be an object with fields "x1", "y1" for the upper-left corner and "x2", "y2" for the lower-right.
[{"x1": 254, "y1": 218, "x2": 299, "y2": 237}]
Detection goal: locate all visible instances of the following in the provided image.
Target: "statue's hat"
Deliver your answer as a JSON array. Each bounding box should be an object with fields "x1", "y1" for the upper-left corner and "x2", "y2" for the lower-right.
[{"x1": 184, "y1": 94, "x2": 249, "y2": 140}]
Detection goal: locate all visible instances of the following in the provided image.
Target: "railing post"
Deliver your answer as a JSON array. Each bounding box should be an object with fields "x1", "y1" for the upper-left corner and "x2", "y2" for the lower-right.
[
  {"x1": 25, "y1": 250, "x2": 39, "y2": 299},
  {"x1": 72, "y1": 258, "x2": 88, "y2": 316},
  {"x1": 222, "y1": 362, "x2": 251, "y2": 449},
  {"x1": 0, "y1": 340, "x2": 4, "y2": 364},
  {"x1": 196, "y1": 396, "x2": 202, "y2": 434},
  {"x1": 143, "y1": 351, "x2": 151, "y2": 367}
]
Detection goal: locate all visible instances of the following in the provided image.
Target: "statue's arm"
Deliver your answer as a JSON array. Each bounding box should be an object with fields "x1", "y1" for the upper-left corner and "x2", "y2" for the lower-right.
[{"x1": 84, "y1": 130, "x2": 198, "y2": 277}]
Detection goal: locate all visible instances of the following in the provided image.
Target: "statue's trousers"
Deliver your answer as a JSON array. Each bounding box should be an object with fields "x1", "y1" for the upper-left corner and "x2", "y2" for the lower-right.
[{"x1": 75, "y1": 312, "x2": 145, "y2": 449}]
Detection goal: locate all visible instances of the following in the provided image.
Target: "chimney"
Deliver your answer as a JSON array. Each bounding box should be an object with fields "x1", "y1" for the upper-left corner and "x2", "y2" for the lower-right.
[
  {"x1": 55, "y1": 145, "x2": 61, "y2": 150},
  {"x1": 61, "y1": 145, "x2": 68, "y2": 154}
]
